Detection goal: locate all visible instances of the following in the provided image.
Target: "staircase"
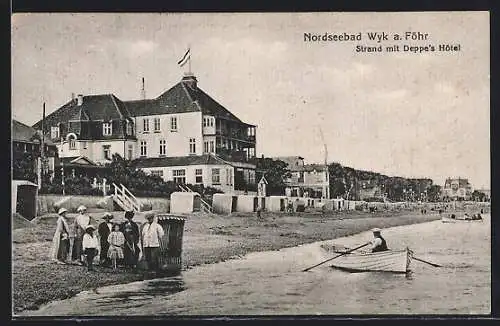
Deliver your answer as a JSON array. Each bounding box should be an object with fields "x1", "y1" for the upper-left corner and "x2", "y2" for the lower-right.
[
  {"x1": 178, "y1": 184, "x2": 213, "y2": 213},
  {"x1": 112, "y1": 183, "x2": 141, "y2": 212}
]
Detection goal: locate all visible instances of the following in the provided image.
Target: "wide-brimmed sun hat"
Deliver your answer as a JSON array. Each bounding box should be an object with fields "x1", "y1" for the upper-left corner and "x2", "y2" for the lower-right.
[
  {"x1": 77, "y1": 205, "x2": 87, "y2": 212},
  {"x1": 58, "y1": 207, "x2": 68, "y2": 215},
  {"x1": 85, "y1": 225, "x2": 96, "y2": 231},
  {"x1": 372, "y1": 228, "x2": 382, "y2": 233}
]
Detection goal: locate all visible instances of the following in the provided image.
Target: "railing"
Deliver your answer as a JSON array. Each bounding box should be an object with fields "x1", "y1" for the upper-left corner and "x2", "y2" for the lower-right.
[
  {"x1": 112, "y1": 183, "x2": 140, "y2": 212},
  {"x1": 178, "y1": 184, "x2": 213, "y2": 213}
]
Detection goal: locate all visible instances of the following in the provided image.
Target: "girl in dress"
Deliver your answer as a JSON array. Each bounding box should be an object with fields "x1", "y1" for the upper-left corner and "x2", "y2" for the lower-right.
[{"x1": 107, "y1": 223, "x2": 125, "y2": 270}]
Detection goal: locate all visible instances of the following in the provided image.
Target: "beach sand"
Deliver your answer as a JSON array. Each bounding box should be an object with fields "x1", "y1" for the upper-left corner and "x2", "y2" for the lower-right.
[{"x1": 12, "y1": 208, "x2": 441, "y2": 314}]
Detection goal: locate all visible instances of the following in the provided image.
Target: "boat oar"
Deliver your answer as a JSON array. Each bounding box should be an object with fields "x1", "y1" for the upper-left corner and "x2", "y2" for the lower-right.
[
  {"x1": 302, "y1": 242, "x2": 370, "y2": 272},
  {"x1": 412, "y1": 256, "x2": 442, "y2": 267}
]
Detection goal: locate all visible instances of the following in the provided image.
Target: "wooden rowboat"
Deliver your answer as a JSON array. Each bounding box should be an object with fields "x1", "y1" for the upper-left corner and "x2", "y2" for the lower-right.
[
  {"x1": 330, "y1": 248, "x2": 413, "y2": 274},
  {"x1": 441, "y1": 215, "x2": 483, "y2": 223}
]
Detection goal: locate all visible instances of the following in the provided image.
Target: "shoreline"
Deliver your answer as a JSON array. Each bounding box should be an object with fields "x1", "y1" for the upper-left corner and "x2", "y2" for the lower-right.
[{"x1": 13, "y1": 209, "x2": 444, "y2": 314}]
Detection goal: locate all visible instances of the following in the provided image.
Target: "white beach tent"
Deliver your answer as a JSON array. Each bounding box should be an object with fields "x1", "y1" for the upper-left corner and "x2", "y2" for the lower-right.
[{"x1": 170, "y1": 191, "x2": 201, "y2": 214}]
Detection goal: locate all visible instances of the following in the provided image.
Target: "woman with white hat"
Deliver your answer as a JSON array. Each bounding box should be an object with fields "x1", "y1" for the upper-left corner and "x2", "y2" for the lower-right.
[
  {"x1": 49, "y1": 208, "x2": 71, "y2": 264},
  {"x1": 370, "y1": 228, "x2": 389, "y2": 253},
  {"x1": 71, "y1": 205, "x2": 91, "y2": 265}
]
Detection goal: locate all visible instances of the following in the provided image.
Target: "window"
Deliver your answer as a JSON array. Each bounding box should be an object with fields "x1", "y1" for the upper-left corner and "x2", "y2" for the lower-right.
[
  {"x1": 140, "y1": 141, "x2": 147, "y2": 157},
  {"x1": 69, "y1": 136, "x2": 76, "y2": 150},
  {"x1": 126, "y1": 121, "x2": 134, "y2": 135},
  {"x1": 210, "y1": 141, "x2": 215, "y2": 153},
  {"x1": 195, "y1": 169, "x2": 203, "y2": 184},
  {"x1": 51, "y1": 126, "x2": 60, "y2": 139},
  {"x1": 170, "y1": 116, "x2": 177, "y2": 131},
  {"x1": 143, "y1": 118, "x2": 149, "y2": 132},
  {"x1": 210, "y1": 118, "x2": 214, "y2": 127},
  {"x1": 154, "y1": 118, "x2": 161, "y2": 132},
  {"x1": 150, "y1": 170, "x2": 164, "y2": 177},
  {"x1": 103, "y1": 122, "x2": 112, "y2": 136},
  {"x1": 189, "y1": 138, "x2": 196, "y2": 154},
  {"x1": 159, "y1": 139, "x2": 166, "y2": 156},
  {"x1": 173, "y1": 169, "x2": 186, "y2": 184},
  {"x1": 128, "y1": 145, "x2": 133, "y2": 160},
  {"x1": 203, "y1": 117, "x2": 207, "y2": 127},
  {"x1": 212, "y1": 168, "x2": 220, "y2": 185},
  {"x1": 204, "y1": 141, "x2": 209, "y2": 153},
  {"x1": 226, "y1": 168, "x2": 230, "y2": 185},
  {"x1": 103, "y1": 145, "x2": 111, "y2": 160}
]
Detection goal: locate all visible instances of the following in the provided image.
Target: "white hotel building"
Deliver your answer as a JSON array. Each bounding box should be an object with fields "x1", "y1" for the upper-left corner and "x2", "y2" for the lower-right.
[{"x1": 33, "y1": 73, "x2": 257, "y2": 193}]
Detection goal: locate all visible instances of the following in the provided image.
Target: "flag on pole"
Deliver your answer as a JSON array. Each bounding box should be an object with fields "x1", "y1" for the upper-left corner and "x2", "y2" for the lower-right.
[{"x1": 177, "y1": 48, "x2": 191, "y2": 67}]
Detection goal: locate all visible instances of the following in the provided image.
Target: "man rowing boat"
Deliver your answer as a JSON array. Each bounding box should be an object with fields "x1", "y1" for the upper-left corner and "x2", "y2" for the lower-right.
[{"x1": 370, "y1": 228, "x2": 388, "y2": 253}]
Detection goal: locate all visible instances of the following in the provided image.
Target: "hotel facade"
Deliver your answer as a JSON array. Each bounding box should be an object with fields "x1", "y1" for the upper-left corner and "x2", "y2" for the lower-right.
[{"x1": 32, "y1": 73, "x2": 257, "y2": 193}]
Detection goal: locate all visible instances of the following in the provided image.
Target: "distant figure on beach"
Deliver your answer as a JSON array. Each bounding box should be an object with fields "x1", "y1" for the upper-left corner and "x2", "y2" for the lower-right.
[
  {"x1": 72, "y1": 205, "x2": 92, "y2": 265},
  {"x1": 50, "y1": 208, "x2": 71, "y2": 264},
  {"x1": 98, "y1": 213, "x2": 114, "y2": 267},
  {"x1": 107, "y1": 223, "x2": 125, "y2": 271},
  {"x1": 121, "y1": 211, "x2": 140, "y2": 269},
  {"x1": 141, "y1": 214, "x2": 165, "y2": 273},
  {"x1": 82, "y1": 225, "x2": 99, "y2": 271},
  {"x1": 370, "y1": 228, "x2": 388, "y2": 253}
]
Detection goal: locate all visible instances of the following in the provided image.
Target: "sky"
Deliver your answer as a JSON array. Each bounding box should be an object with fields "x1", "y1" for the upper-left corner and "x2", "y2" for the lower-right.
[{"x1": 11, "y1": 12, "x2": 490, "y2": 189}]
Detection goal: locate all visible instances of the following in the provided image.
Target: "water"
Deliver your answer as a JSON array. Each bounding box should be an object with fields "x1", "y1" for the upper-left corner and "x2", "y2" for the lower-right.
[{"x1": 24, "y1": 214, "x2": 490, "y2": 316}]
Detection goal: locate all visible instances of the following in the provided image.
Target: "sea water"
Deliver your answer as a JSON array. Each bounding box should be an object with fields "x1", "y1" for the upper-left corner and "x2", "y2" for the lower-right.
[{"x1": 22, "y1": 214, "x2": 490, "y2": 316}]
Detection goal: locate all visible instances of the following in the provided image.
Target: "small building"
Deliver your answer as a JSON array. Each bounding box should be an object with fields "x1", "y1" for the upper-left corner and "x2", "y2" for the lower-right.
[
  {"x1": 442, "y1": 177, "x2": 473, "y2": 201},
  {"x1": 12, "y1": 180, "x2": 38, "y2": 220},
  {"x1": 235, "y1": 195, "x2": 258, "y2": 213},
  {"x1": 212, "y1": 193, "x2": 237, "y2": 214},
  {"x1": 12, "y1": 119, "x2": 58, "y2": 183},
  {"x1": 268, "y1": 196, "x2": 287, "y2": 212},
  {"x1": 170, "y1": 192, "x2": 201, "y2": 214},
  {"x1": 275, "y1": 156, "x2": 329, "y2": 199}
]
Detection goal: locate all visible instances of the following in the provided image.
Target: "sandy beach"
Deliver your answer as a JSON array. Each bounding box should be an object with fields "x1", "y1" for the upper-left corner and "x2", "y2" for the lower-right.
[{"x1": 12, "y1": 208, "x2": 442, "y2": 314}]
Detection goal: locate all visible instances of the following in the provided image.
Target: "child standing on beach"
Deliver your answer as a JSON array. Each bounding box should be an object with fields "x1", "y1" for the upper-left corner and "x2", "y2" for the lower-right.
[
  {"x1": 82, "y1": 225, "x2": 99, "y2": 271},
  {"x1": 107, "y1": 224, "x2": 125, "y2": 270}
]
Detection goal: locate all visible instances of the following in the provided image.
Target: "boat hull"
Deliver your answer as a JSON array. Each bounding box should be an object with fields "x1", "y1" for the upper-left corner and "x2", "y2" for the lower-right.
[
  {"x1": 441, "y1": 216, "x2": 483, "y2": 223},
  {"x1": 330, "y1": 248, "x2": 412, "y2": 274}
]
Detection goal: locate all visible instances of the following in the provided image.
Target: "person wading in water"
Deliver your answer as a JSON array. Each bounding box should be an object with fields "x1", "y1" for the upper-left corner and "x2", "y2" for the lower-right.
[{"x1": 370, "y1": 228, "x2": 388, "y2": 253}]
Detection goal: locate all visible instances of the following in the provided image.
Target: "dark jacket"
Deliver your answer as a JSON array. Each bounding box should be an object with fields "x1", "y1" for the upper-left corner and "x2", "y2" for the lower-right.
[
  {"x1": 120, "y1": 220, "x2": 140, "y2": 244},
  {"x1": 372, "y1": 235, "x2": 388, "y2": 253}
]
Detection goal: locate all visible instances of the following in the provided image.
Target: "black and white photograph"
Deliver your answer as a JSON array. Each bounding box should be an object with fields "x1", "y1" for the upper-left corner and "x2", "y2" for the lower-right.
[{"x1": 11, "y1": 12, "x2": 490, "y2": 316}]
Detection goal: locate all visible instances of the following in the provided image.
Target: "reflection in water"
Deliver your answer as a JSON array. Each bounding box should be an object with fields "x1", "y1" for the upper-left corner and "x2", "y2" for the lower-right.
[{"x1": 25, "y1": 214, "x2": 490, "y2": 316}]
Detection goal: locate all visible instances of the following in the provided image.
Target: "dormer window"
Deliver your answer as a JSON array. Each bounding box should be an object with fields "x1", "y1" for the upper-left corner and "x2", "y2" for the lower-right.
[
  {"x1": 103, "y1": 122, "x2": 112, "y2": 136},
  {"x1": 126, "y1": 120, "x2": 134, "y2": 136},
  {"x1": 51, "y1": 126, "x2": 60, "y2": 139},
  {"x1": 68, "y1": 134, "x2": 77, "y2": 150}
]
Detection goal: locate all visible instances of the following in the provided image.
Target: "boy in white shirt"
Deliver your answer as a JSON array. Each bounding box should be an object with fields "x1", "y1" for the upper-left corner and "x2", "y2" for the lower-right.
[
  {"x1": 82, "y1": 225, "x2": 99, "y2": 271},
  {"x1": 141, "y1": 214, "x2": 165, "y2": 273}
]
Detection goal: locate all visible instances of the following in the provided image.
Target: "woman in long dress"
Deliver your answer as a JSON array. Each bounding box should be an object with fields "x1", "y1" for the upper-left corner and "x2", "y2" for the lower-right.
[{"x1": 49, "y1": 208, "x2": 71, "y2": 264}]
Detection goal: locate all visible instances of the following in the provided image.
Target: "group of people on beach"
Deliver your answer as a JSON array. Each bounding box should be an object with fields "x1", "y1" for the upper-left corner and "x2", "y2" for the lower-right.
[{"x1": 50, "y1": 205, "x2": 165, "y2": 273}]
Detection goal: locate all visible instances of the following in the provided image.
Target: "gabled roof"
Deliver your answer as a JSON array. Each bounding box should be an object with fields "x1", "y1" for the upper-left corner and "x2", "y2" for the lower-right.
[
  {"x1": 33, "y1": 94, "x2": 131, "y2": 129},
  {"x1": 60, "y1": 156, "x2": 97, "y2": 166},
  {"x1": 125, "y1": 75, "x2": 251, "y2": 125},
  {"x1": 12, "y1": 119, "x2": 55, "y2": 145},
  {"x1": 12, "y1": 119, "x2": 38, "y2": 142}
]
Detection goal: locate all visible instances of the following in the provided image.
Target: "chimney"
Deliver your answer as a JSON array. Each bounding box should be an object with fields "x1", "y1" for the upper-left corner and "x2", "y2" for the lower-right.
[
  {"x1": 181, "y1": 73, "x2": 197, "y2": 89},
  {"x1": 77, "y1": 94, "x2": 83, "y2": 106}
]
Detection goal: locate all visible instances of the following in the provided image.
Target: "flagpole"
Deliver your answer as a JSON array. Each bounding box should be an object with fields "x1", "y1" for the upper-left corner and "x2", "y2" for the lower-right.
[{"x1": 188, "y1": 44, "x2": 192, "y2": 74}]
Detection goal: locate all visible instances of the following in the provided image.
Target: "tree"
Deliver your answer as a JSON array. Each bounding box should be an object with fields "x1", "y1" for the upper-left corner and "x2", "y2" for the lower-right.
[
  {"x1": 12, "y1": 152, "x2": 37, "y2": 183},
  {"x1": 471, "y1": 190, "x2": 487, "y2": 202},
  {"x1": 251, "y1": 157, "x2": 291, "y2": 195}
]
